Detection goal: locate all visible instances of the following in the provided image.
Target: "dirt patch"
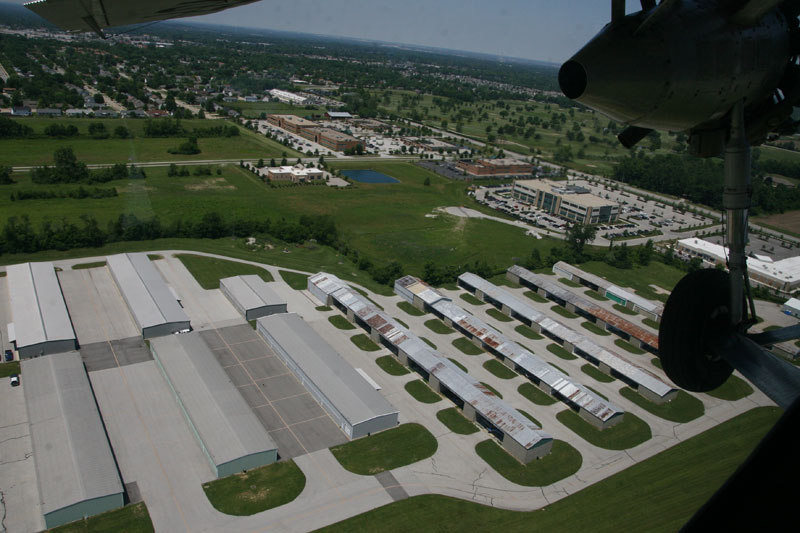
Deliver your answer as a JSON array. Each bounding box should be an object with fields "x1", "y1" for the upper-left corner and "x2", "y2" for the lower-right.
[
  {"x1": 185, "y1": 178, "x2": 235, "y2": 191},
  {"x1": 754, "y1": 210, "x2": 800, "y2": 235},
  {"x1": 649, "y1": 284, "x2": 670, "y2": 295},
  {"x1": 118, "y1": 184, "x2": 156, "y2": 193}
]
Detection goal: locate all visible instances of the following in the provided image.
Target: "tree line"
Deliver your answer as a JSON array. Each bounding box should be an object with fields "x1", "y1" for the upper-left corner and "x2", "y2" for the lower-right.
[{"x1": 612, "y1": 152, "x2": 800, "y2": 215}]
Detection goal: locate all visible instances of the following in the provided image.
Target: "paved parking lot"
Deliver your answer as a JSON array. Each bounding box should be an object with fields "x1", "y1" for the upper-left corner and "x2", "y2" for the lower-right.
[
  {"x1": 59, "y1": 267, "x2": 140, "y2": 344},
  {"x1": 199, "y1": 324, "x2": 348, "y2": 459}
]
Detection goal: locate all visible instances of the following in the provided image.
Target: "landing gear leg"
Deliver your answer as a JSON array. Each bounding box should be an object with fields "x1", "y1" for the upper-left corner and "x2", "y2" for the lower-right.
[{"x1": 659, "y1": 103, "x2": 800, "y2": 405}]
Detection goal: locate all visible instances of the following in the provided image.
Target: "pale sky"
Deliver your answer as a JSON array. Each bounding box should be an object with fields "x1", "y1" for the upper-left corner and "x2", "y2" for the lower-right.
[{"x1": 8, "y1": 0, "x2": 638, "y2": 64}]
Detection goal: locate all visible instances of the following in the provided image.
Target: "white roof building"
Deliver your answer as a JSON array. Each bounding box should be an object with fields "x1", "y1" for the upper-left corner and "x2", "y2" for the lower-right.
[{"x1": 676, "y1": 238, "x2": 800, "y2": 294}]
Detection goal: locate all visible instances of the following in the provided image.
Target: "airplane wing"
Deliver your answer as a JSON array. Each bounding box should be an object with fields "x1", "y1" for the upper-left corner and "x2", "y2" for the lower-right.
[{"x1": 24, "y1": 0, "x2": 259, "y2": 35}]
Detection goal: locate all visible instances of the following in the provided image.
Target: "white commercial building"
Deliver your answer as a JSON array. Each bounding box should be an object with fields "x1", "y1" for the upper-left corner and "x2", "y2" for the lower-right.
[
  {"x1": 269, "y1": 89, "x2": 311, "y2": 105},
  {"x1": 676, "y1": 238, "x2": 800, "y2": 294}
]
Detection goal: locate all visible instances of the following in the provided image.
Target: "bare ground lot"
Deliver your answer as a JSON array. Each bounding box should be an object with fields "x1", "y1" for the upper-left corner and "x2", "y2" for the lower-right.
[{"x1": 754, "y1": 210, "x2": 800, "y2": 235}]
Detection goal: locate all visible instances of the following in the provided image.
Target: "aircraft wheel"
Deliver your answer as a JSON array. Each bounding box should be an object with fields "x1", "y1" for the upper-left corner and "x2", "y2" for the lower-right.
[{"x1": 658, "y1": 269, "x2": 734, "y2": 392}]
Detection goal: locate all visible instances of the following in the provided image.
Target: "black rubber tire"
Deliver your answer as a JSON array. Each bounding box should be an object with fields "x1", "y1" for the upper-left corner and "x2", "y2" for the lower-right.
[{"x1": 658, "y1": 269, "x2": 734, "y2": 392}]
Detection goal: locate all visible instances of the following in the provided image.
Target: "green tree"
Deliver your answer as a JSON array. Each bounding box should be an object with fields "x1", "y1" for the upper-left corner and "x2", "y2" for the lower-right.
[
  {"x1": 423, "y1": 177, "x2": 431, "y2": 186},
  {"x1": 566, "y1": 222, "x2": 596, "y2": 260},
  {"x1": 0, "y1": 165, "x2": 14, "y2": 185}
]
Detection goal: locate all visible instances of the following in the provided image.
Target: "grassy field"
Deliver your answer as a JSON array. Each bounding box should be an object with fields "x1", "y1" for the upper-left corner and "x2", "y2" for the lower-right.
[
  {"x1": 175, "y1": 253, "x2": 274, "y2": 289},
  {"x1": 547, "y1": 343, "x2": 577, "y2": 360},
  {"x1": 1, "y1": 118, "x2": 301, "y2": 167},
  {"x1": 621, "y1": 388, "x2": 705, "y2": 423},
  {"x1": 202, "y1": 461, "x2": 305, "y2": 516},
  {"x1": 615, "y1": 338, "x2": 647, "y2": 355},
  {"x1": 436, "y1": 407, "x2": 479, "y2": 435},
  {"x1": 483, "y1": 359, "x2": 517, "y2": 379},
  {"x1": 551, "y1": 305, "x2": 579, "y2": 319},
  {"x1": 706, "y1": 374, "x2": 754, "y2": 401},
  {"x1": 424, "y1": 318, "x2": 454, "y2": 335},
  {"x1": 518, "y1": 382, "x2": 558, "y2": 406},
  {"x1": 459, "y1": 293, "x2": 485, "y2": 306},
  {"x1": 578, "y1": 260, "x2": 684, "y2": 303},
  {"x1": 350, "y1": 333, "x2": 380, "y2": 352},
  {"x1": 557, "y1": 410, "x2": 651, "y2": 450},
  {"x1": 328, "y1": 315, "x2": 356, "y2": 330},
  {"x1": 581, "y1": 363, "x2": 616, "y2": 383},
  {"x1": 753, "y1": 209, "x2": 800, "y2": 235},
  {"x1": 50, "y1": 502, "x2": 153, "y2": 533},
  {"x1": 518, "y1": 409, "x2": 541, "y2": 426},
  {"x1": 420, "y1": 337, "x2": 437, "y2": 349},
  {"x1": 515, "y1": 324, "x2": 543, "y2": 340},
  {"x1": 452, "y1": 337, "x2": 484, "y2": 355},
  {"x1": 524, "y1": 290, "x2": 548, "y2": 303},
  {"x1": 405, "y1": 380, "x2": 442, "y2": 403},
  {"x1": 581, "y1": 321, "x2": 611, "y2": 336},
  {"x1": 613, "y1": 303, "x2": 639, "y2": 316},
  {"x1": 397, "y1": 301, "x2": 425, "y2": 316},
  {"x1": 1, "y1": 159, "x2": 563, "y2": 291},
  {"x1": 486, "y1": 308, "x2": 514, "y2": 322},
  {"x1": 475, "y1": 439, "x2": 582, "y2": 487},
  {"x1": 0, "y1": 361, "x2": 20, "y2": 378},
  {"x1": 375, "y1": 355, "x2": 409, "y2": 376},
  {"x1": 278, "y1": 270, "x2": 309, "y2": 290},
  {"x1": 320, "y1": 407, "x2": 781, "y2": 532},
  {"x1": 330, "y1": 423, "x2": 438, "y2": 475}
]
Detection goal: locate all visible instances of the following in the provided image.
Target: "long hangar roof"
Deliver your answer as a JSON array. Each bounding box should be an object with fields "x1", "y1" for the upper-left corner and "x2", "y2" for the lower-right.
[
  {"x1": 6, "y1": 262, "x2": 76, "y2": 352},
  {"x1": 107, "y1": 253, "x2": 190, "y2": 336}
]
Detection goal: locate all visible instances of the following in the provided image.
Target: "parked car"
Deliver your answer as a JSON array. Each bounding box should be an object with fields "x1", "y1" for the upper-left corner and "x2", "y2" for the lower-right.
[
  {"x1": 4, "y1": 349, "x2": 13, "y2": 362},
  {"x1": 10, "y1": 374, "x2": 19, "y2": 387}
]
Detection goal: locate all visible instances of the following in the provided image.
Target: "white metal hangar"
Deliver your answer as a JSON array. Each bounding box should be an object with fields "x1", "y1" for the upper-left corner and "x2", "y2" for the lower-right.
[
  {"x1": 107, "y1": 253, "x2": 190, "y2": 338},
  {"x1": 258, "y1": 312, "x2": 399, "y2": 439},
  {"x1": 22, "y1": 352, "x2": 124, "y2": 529},
  {"x1": 220, "y1": 275, "x2": 287, "y2": 320},
  {"x1": 457, "y1": 272, "x2": 677, "y2": 404},
  {"x1": 150, "y1": 333, "x2": 278, "y2": 478},
  {"x1": 507, "y1": 265, "x2": 659, "y2": 353},
  {"x1": 6, "y1": 262, "x2": 77, "y2": 357},
  {"x1": 309, "y1": 272, "x2": 553, "y2": 463},
  {"x1": 395, "y1": 275, "x2": 624, "y2": 430}
]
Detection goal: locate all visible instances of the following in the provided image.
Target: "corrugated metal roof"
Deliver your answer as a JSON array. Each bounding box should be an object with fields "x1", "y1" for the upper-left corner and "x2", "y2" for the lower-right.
[
  {"x1": 553, "y1": 261, "x2": 664, "y2": 316},
  {"x1": 107, "y1": 253, "x2": 190, "y2": 330},
  {"x1": 394, "y1": 275, "x2": 449, "y2": 306},
  {"x1": 22, "y1": 353, "x2": 122, "y2": 515},
  {"x1": 310, "y1": 272, "x2": 551, "y2": 448},
  {"x1": 458, "y1": 272, "x2": 675, "y2": 399},
  {"x1": 151, "y1": 333, "x2": 277, "y2": 467},
  {"x1": 258, "y1": 312, "x2": 398, "y2": 426},
  {"x1": 509, "y1": 265, "x2": 658, "y2": 349},
  {"x1": 220, "y1": 275, "x2": 284, "y2": 312},
  {"x1": 7, "y1": 262, "x2": 76, "y2": 349},
  {"x1": 431, "y1": 299, "x2": 623, "y2": 422}
]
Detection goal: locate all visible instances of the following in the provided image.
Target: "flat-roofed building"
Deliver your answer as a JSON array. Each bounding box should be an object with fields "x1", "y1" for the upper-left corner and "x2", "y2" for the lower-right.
[
  {"x1": 309, "y1": 272, "x2": 553, "y2": 462},
  {"x1": 7, "y1": 262, "x2": 77, "y2": 357},
  {"x1": 266, "y1": 114, "x2": 317, "y2": 134},
  {"x1": 455, "y1": 158, "x2": 534, "y2": 177},
  {"x1": 150, "y1": 333, "x2": 278, "y2": 477},
  {"x1": 300, "y1": 127, "x2": 361, "y2": 152},
  {"x1": 269, "y1": 89, "x2": 311, "y2": 105},
  {"x1": 23, "y1": 353, "x2": 124, "y2": 528},
  {"x1": 220, "y1": 275, "x2": 287, "y2": 320},
  {"x1": 676, "y1": 237, "x2": 800, "y2": 295},
  {"x1": 107, "y1": 253, "x2": 191, "y2": 338},
  {"x1": 513, "y1": 179, "x2": 619, "y2": 224},
  {"x1": 266, "y1": 164, "x2": 325, "y2": 183},
  {"x1": 258, "y1": 312, "x2": 399, "y2": 439}
]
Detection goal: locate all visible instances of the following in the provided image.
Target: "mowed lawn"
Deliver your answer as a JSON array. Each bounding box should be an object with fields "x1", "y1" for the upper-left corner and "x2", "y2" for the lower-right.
[
  {"x1": 0, "y1": 159, "x2": 561, "y2": 278},
  {"x1": 0, "y1": 117, "x2": 302, "y2": 166},
  {"x1": 320, "y1": 407, "x2": 781, "y2": 532}
]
